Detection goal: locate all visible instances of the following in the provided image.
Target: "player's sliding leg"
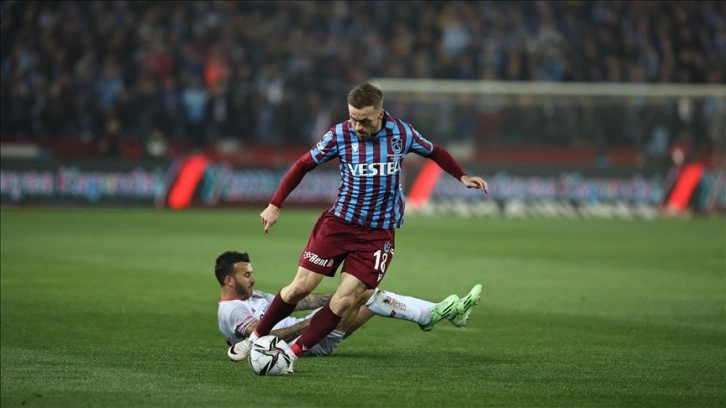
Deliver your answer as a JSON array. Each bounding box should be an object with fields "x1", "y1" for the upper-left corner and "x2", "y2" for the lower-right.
[
  {"x1": 449, "y1": 284, "x2": 483, "y2": 327},
  {"x1": 362, "y1": 288, "x2": 459, "y2": 331},
  {"x1": 228, "y1": 267, "x2": 324, "y2": 362}
]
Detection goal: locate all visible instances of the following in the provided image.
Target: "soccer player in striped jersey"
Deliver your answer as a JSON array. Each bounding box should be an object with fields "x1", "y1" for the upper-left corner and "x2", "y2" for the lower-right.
[
  {"x1": 217, "y1": 251, "x2": 482, "y2": 360},
  {"x1": 232, "y1": 83, "x2": 488, "y2": 373}
]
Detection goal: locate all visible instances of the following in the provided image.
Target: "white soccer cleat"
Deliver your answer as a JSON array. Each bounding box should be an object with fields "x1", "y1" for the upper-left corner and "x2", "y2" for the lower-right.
[{"x1": 227, "y1": 338, "x2": 253, "y2": 362}]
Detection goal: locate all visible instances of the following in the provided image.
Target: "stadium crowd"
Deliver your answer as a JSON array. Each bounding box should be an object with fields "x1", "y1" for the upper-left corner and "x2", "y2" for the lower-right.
[{"x1": 1, "y1": 1, "x2": 724, "y2": 159}]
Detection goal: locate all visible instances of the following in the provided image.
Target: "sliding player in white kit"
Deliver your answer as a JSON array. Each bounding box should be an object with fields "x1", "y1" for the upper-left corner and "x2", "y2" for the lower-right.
[{"x1": 216, "y1": 251, "x2": 483, "y2": 358}]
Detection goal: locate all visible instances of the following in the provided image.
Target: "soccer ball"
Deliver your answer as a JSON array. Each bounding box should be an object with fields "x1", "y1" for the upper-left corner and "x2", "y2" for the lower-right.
[{"x1": 247, "y1": 335, "x2": 292, "y2": 376}]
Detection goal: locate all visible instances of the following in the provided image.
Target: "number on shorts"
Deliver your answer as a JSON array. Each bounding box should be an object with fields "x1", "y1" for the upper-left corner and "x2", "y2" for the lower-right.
[{"x1": 373, "y1": 249, "x2": 388, "y2": 273}]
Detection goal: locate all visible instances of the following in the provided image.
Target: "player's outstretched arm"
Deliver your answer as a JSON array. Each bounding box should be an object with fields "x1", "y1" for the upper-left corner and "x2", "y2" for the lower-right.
[
  {"x1": 294, "y1": 293, "x2": 333, "y2": 311},
  {"x1": 426, "y1": 145, "x2": 487, "y2": 194},
  {"x1": 460, "y1": 175, "x2": 488, "y2": 193},
  {"x1": 270, "y1": 320, "x2": 311, "y2": 343}
]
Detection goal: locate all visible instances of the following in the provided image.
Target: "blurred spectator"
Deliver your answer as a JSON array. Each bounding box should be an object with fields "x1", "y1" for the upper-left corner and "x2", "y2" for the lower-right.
[
  {"x1": 98, "y1": 116, "x2": 121, "y2": 158},
  {"x1": 181, "y1": 75, "x2": 208, "y2": 148},
  {"x1": 0, "y1": 0, "x2": 723, "y2": 158}
]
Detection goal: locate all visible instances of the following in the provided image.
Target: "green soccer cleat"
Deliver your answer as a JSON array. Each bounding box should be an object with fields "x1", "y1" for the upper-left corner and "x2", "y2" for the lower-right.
[
  {"x1": 419, "y1": 294, "x2": 459, "y2": 331},
  {"x1": 450, "y1": 284, "x2": 483, "y2": 327}
]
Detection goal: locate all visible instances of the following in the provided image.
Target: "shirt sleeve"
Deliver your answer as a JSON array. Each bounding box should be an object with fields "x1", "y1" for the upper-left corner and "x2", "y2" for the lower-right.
[
  {"x1": 310, "y1": 130, "x2": 339, "y2": 164},
  {"x1": 269, "y1": 153, "x2": 318, "y2": 208},
  {"x1": 228, "y1": 304, "x2": 256, "y2": 339},
  {"x1": 426, "y1": 145, "x2": 466, "y2": 180},
  {"x1": 407, "y1": 125, "x2": 466, "y2": 180},
  {"x1": 408, "y1": 127, "x2": 435, "y2": 156}
]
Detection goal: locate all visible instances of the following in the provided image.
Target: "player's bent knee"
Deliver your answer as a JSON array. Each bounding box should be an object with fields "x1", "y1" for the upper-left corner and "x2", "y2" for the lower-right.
[
  {"x1": 281, "y1": 283, "x2": 311, "y2": 303},
  {"x1": 282, "y1": 267, "x2": 323, "y2": 302},
  {"x1": 329, "y1": 294, "x2": 356, "y2": 316}
]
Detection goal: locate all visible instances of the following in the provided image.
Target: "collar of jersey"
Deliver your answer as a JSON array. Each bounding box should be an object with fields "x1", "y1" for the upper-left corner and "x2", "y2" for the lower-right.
[{"x1": 370, "y1": 111, "x2": 395, "y2": 139}]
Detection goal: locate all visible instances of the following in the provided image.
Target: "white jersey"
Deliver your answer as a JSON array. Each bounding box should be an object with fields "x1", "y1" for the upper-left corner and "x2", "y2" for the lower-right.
[
  {"x1": 217, "y1": 290, "x2": 314, "y2": 346},
  {"x1": 217, "y1": 290, "x2": 342, "y2": 357}
]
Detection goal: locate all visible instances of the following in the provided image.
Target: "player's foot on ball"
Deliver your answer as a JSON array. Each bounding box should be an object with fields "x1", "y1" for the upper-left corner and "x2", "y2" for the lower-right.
[
  {"x1": 450, "y1": 284, "x2": 483, "y2": 327},
  {"x1": 419, "y1": 294, "x2": 459, "y2": 331},
  {"x1": 227, "y1": 338, "x2": 253, "y2": 362}
]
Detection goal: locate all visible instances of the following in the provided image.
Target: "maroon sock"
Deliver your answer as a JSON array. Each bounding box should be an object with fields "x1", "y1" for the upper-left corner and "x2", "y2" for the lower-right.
[
  {"x1": 291, "y1": 304, "x2": 342, "y2": 356},
  {"x1": 253, "y1": 293, "x2": 296, "y2": 337}
]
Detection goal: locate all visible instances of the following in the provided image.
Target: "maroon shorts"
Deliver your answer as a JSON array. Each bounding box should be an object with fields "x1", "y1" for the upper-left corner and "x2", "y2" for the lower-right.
[{"x1": 298, "y1": 211, "x2": 395, "y2": 288}]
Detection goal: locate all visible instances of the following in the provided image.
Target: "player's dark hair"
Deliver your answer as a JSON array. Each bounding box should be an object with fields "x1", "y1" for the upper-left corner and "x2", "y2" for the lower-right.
[
  {"x1": 347, "y1": 82, "x2": 383, "y2": 110},
  {"x1": 214, "y1": 251, "x2": 251, "y2": 286}
]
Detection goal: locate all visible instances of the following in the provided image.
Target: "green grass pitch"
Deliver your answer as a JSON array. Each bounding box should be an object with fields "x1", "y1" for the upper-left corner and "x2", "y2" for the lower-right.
[{"x1": 1, "y1": 208, "x2": 724, "y2": 407}]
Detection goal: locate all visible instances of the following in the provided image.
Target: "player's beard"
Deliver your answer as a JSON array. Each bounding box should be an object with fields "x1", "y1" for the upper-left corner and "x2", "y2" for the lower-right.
[{"x1": 234, "y1": 281, "x2": 253, "y2": 300}]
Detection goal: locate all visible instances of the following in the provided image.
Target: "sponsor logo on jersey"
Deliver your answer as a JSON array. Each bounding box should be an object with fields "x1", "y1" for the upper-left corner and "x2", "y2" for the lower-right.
[
  {"x1": 346, "y1": 161, "x2": 401, "y2": 177},
  {"x1": 352, "y1": 142, "x2": 359, "y2": 152},
  {"x1": 303, "y1": 251, "x2": 335, "y2": 268}
]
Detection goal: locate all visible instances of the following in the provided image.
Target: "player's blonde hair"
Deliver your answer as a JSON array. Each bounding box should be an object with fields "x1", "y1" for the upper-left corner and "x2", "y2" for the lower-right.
[{"x1": 347, "y1": 83, "x2": 383, "y2": 110}]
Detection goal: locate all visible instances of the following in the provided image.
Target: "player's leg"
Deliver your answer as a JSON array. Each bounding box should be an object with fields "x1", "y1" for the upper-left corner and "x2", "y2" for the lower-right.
[
  {"x1": 363, "y1": 288, "x2": 459, "y2": 331},
  {"x1": 336, "y1": 288, "x2": 377, "y2": 338},
  {"x1": 229, "y1": 212, "x2": 346, "y2": 363},
  {"x1": 255, "y1": 266, "x2": 325, "y2": 337},
  {"x1": 339, "y1": 306, "x2": 375, "y2": 338},
  {"x1": 281, "y1": 217, "x2": 394, "y2": 370},
  {"x1": 291, "y1": 272, "x2": 367, "y2": 356},
  {"x1": 288, "y1": 272, "x2": 369, "y2": 357},
  {"x1": 325, "y1": 227, "x2": 398, "y2": 338},
  {"x1": 300, "y1": 330, "x2": 345, "y2": 357},
  {"x1": 227, "y1": 266, "x2": 324, "y2": 362},
  {"x1": 336, "y1": 288, "x2": 372, "y2": 334},
  {"x1": 281, "y1": 266, "x2": 327, "y2": 303},
  {"x1": 278, "y1": 276, "x2": 363, "y2": 372}
]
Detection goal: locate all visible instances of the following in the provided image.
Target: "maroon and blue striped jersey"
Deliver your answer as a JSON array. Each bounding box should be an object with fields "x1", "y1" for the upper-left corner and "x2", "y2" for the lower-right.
[{"x1": 310, "y1": 112, "x2": 435, "y2": 230}]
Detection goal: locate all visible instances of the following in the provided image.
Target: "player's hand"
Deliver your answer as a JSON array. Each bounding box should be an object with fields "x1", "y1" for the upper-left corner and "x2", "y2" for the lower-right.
[
  {"x1": 259, "y1": 204, "x2": 281, "y2": 233},
  {"x1": 460, "y1": 175, "x2": 488, "y2": 193}
]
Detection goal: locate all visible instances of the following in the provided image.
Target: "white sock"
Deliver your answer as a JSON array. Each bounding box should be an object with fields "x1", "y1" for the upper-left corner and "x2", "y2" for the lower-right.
[{"x1": 364, "y1": 288, "x2": 435, "y2": 325}]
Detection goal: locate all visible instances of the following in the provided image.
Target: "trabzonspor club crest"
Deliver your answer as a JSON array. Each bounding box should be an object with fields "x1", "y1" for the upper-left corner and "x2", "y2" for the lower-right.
[{"x1": 391, "y1": 137, "x2": 402, "y2": 154}]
